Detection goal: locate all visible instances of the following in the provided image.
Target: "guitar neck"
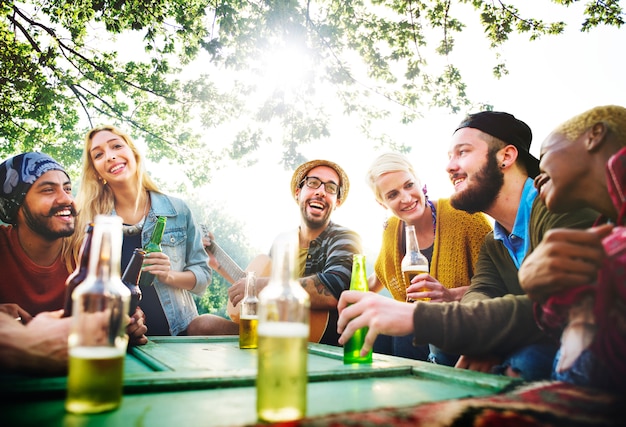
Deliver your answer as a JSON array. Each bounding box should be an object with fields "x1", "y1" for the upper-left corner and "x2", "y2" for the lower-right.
[
  {"x1": 211, "y1": 243, "x2": 246, "y2": 283},
  {"x1": 201, "y1": 225, "x2": 246, "y2": 283}
]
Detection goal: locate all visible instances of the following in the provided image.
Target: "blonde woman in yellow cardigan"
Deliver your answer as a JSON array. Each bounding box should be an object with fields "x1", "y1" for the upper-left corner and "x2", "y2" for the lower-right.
[{"x1": 366, "y1": 152, "x2": 492, "y2": 362}]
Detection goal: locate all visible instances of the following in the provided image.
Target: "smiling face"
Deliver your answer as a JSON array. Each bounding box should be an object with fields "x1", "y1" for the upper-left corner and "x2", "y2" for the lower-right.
[
  {"x1": 447, "y1": 127, "x2": 504, "y2": 214},
  {"x1": 535, "y1": 131, "x2": 589, "y2": 213},
  {"x1": 19, "y1": 170, "x2": 76, "y2": 240},
  {"x1": 295, "y1": 165, "x2": 341, "y2": 230},
  {"x1": 375, "y1": 170, "x2": 426, "y2": 224},
  {"x1": 89, "y1": 130, "x2": 138, "y2": 186}
]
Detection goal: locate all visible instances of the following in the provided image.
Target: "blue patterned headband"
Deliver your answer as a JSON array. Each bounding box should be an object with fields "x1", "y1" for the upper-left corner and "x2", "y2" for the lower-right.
[{"x1": 0, "y1": 152, "x2": 68, "y2": 224}]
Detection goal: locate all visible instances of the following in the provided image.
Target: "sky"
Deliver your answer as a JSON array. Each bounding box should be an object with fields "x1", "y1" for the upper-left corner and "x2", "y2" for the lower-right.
[{"x1": 189, "y1": 3, "x2": 625, "y2": 266}]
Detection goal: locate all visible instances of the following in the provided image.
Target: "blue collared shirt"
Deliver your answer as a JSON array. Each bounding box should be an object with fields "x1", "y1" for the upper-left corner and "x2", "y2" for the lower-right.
[{"x1": 493, "y1": 178, "x2": 538, "y2": 269}]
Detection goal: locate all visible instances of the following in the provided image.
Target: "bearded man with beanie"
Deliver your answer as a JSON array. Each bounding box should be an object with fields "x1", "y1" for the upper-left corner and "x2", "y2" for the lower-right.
[
  {"x1": 0, "y1": 152, "x2": 147, "y2": 375},
  {"x1": 338, "y1": 112, "x2": 597, "y2": 381},
  {"x1": 0, "y1": 152, "x2": 77, "y2": 319}
]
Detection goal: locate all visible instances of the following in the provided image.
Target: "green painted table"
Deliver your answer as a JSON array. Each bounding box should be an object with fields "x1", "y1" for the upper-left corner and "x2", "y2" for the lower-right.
[{"x1": 0, "y1": 336, "x2": 521, "y2": 426}]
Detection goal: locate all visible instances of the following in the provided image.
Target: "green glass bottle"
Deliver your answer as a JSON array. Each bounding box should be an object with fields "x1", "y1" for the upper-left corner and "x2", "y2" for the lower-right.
[
  {"x1": 343, "y1": 254, "x2": 373, "y2": 364},
  {"x1": 138, "y1": 216, "x2": 166, "y2": 288}
]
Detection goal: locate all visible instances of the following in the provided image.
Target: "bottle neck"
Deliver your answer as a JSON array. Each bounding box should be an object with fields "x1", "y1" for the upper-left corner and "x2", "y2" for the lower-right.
[
  {"x1": 349, "y1": 255, "x2": 367, "y2": 292},
  {"x1": 88, "y1": 220, "x2": 122, "y2": 282},
  {"x1": 77, "y1": 226, "x2": 94, "y2": 270},
  {"x1": 405, "y1": 225, "x2": 420, "y2": 254},
  {"x1": 146, "y1": 218, "x2": 166, "y2": 251}
]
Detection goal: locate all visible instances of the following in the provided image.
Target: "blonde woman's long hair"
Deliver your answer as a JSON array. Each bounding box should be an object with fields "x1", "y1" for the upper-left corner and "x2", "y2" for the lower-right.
[{"x1": 63, "y1": 125, "x2": 161, "y2": 271}]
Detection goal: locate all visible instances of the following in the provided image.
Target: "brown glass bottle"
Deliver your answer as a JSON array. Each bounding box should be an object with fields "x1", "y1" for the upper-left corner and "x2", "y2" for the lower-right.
[
  {"x1": 63, "y1": 223, "x2": 94, "y2": 317},
  {"x1": 122, "y1": 248, "x2": 145, "y2": 316}
]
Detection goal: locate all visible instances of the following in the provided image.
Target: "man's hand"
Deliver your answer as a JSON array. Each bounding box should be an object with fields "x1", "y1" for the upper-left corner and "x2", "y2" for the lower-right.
[
  {"x1": 0, "y1": 310, "x2": 71, "y2": 375},
  {"x1": 519, "y1": 225, "x2": 612, "y2": 302},
  {"x1": 337, "y1": 291, "x2": 415, "y2": 357},
  {"x1": 127, "y1": 306, "x2": 148, "y2": 346},
  {"x1": 0, "y1": 303, "x2": 32, "y2": 324},
  {"x1": 455, "y1": 354, "x2": 503, "y2": 374},
  {"x1": 228, "y1": 277, "x2": 269, "y2": 308}
]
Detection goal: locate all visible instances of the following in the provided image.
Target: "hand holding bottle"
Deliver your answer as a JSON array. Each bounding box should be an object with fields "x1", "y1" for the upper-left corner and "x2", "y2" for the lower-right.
[
  {"x1": 127, "y1": 307, "x2": 148, "y2": 346},
  {"x1": 138, "y1": 216, "x2": 167, "y2": 288},
  {"x1": 401, "y1": 225, "x2": 430, "y2": 302},
  {"x1": 405, "y1": 273, "x2": 456, "y2": 302}
]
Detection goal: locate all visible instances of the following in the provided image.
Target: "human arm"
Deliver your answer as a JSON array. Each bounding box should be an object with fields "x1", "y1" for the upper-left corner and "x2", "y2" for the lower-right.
[
  {"x1": 0, "y1": 310, "x2": 71, "y2": 375},
  {"x1": 202, "y1": 232, "x2": 238, "y2": 285},
  {"x1": 455, "y1": 354, "x2": 504, "y2": 374},
  {"x1": 411, "y1": 294, "x2": 545, "y2": 356},
  {"x1": 519, "y1": 225, "x2": 611, "y2": 302},
  {"x1": 143, "y1": 252, "x2": 201, "y2": 291},
  {"x1": 337, "y1": 290, "x2": 416, "y2": 356},
  {"x1": 144, "y1": 202, "x2": 211, "y2": 295},
  {"x1": 127, "y1": 306, "x2": 148, "y2": 346},
  {"x1": 0, "y1": 303, "x2": 33, "y2": 324},
  {"x1": 368, "y1": 273, "x2": 384, "y2": 293},
  {"x1": 302, "y1": 226, "x2": 363, "y2": 309}
]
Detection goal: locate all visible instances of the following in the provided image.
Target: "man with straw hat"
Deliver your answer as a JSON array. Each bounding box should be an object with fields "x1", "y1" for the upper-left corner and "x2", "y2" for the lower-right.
[{"x1": 195, "y1": 159, "x2": 362, "y2": 345}]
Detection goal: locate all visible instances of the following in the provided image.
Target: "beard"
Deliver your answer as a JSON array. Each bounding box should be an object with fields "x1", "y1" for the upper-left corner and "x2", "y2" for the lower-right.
[
  {"x1": 299, "y1": 198, "x2": 332, "y2": 230},
  {"x1": 22, "y1": 202, "x2": 76, "y2": 240},
  {"x1": 450, "y1": 150, "x2": 504, "y2": 214}
]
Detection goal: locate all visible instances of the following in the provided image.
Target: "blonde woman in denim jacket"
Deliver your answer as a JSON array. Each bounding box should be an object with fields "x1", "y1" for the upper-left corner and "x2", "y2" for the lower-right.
[{"x1": 65, "y1": 125, "x2": 211, "y2": 336}]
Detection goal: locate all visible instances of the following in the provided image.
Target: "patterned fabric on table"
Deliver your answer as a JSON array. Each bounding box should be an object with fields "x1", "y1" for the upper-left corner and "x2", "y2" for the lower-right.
[{"x1": 250, "y1": 381, "x2": 624, "y2": 427}]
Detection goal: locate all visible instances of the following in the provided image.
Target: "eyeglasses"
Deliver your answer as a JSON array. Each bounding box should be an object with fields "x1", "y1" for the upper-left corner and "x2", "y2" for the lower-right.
[{"x1": 300, "y1": 176, "x2": 339, "y2": 195}]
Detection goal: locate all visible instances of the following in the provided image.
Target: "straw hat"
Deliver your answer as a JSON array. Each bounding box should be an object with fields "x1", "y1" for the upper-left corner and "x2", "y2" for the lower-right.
[{"x1": 290, "y1": 159, "x2": 350, "y2": 202}]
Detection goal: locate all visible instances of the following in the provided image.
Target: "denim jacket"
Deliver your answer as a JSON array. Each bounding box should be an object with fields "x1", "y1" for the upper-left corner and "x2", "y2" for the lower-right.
[{"x1": 141, "y1": 191, "x2": 211, "y2": 335}]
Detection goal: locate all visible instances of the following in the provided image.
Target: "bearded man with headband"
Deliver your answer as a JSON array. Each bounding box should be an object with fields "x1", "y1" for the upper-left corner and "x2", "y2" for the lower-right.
[{"x1": 0, "y1": 152, "x2": 147, "y2": 375}]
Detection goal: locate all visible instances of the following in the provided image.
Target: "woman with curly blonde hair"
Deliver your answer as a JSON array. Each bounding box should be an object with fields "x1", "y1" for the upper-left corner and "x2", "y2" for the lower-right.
[{"x1": 64, "y1": 125, "x2": 211, "y2": 336}]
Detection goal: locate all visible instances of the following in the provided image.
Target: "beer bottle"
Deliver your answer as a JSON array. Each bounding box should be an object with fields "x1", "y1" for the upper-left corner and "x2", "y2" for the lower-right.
[
  {"x1": 65, "y1": 215, "x2": 130, "y2": 414},
  {"x1": 138, "y1": 216, "x2": 166, "y2": 288},
  {"x1": 343, "y1": 254, "x2": 373, "y2": 364},
  {"x1": 63, "y1": 223, "x2": 94, "y2": 317},
  {"x1": 257, "y1": 232, "x2": 310, "y2": 423},
  {"x1": 401, "y1": 224, "x2": 430, "y2": 302},
  {"x1": 122, "y1": 248, "x2": 145, "y2": 317},
  {"x1": 239, "y1": 271, "x2": 259, "y2": 349}
]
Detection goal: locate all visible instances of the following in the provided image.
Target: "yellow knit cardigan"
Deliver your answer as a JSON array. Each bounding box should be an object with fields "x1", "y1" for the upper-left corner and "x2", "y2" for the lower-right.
[{"x1": 374, "y1": 198, "x2": 492, "y2": 302}]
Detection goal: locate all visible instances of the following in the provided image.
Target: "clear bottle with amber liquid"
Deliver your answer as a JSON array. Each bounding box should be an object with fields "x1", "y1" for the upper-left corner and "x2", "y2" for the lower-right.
[
  {"x1": 63, "y1": 223, "x2": 94, "y2": 317},
  {"x1": 138, "y1": 216, "x2": 166, "y2": 288},
  {"x1": 239, "y1": 271, "x2": 259, "y2": 349},
  {"x1": 401, "y1": 224, "x2": 430, "y2": 302},
  {"x1": 257, "y1": 232, "x2": 310, "y2": 423},
  {"x1": 343, "y1": 254, "x2": 373, "y2": 364},
  {"x1": 65, "y1": 215, "x2": 130, "y2": 414}
]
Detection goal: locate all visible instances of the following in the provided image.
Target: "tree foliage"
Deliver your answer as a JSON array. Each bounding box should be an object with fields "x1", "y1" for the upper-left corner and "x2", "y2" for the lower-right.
[
  {"x1": 185, "y1": 197, "x2": 259, "y2": 316},
  {"x1": 1, "y1": 0, "x2": 623, "y2": 182}
]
